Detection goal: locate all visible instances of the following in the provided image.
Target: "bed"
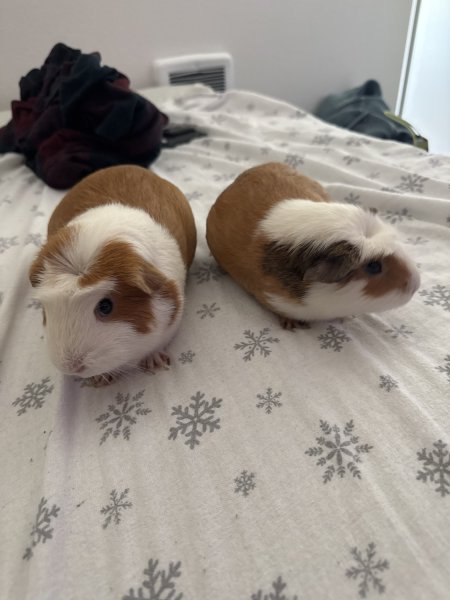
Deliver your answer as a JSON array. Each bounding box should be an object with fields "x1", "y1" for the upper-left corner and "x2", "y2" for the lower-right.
[{"x1": 1, "y1": 84, "x2": 449, "y2": 600}]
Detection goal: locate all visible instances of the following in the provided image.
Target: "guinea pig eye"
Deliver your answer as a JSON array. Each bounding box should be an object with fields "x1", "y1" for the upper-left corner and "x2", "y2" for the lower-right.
[
  {"x1": 364, "y1": 260, "x2": 383, "y2": 276},
  {"x1": 96, "y1": 298, "x2": 114, "y2": 317}
]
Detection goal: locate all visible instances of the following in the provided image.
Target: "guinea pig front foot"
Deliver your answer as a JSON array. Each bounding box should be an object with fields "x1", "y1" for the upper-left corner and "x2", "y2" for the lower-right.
[
  {"x1": 279, "y1": 316, "x2": 311, "y2": 331},
  {"x1": 139, "y1": 351, "x2": 171, "y2": 373},
  {"x1": 82, "y1": 372, "x2": 120, "y2": 387}
]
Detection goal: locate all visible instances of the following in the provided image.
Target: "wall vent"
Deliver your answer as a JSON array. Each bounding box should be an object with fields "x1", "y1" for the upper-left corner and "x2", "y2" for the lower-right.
[{"x1": 153, "y1": 53, "x2": 233, "y2": 93}]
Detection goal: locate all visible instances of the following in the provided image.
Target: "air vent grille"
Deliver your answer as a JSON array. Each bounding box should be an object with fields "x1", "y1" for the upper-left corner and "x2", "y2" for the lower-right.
[{"x1": 169, "y1": 67, "x2": 226, "y2": 92}]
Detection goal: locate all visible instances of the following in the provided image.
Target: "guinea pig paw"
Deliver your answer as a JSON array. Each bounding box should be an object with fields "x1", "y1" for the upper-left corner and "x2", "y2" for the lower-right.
[
  {"x1": 82, "y1": 372, "x2": 120, "y2": 387},
  {"x1": 139, "y1": 351, "x2": 171, "y2": 373},
  {"x1": 279, "y1": 316, "x2": 311, "y2": 331}
]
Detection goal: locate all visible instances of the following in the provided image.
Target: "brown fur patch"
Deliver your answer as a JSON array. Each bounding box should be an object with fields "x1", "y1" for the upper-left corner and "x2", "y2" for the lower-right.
[
  {"x1": 358, "y1": 254, "x2": 412, "y2": 297},
  {"x1": 48, "y1": 165, "x2": 197, "y2": 268},
  {"x1": 79, "y1": 240, "x2": 180, "y2": 333},
  {"x1": 206, "y1": 162, "x2": 330, "y2": 316}
]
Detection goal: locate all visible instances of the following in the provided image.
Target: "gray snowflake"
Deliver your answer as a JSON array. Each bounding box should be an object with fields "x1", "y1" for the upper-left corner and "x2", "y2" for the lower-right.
[
  {"x1": 346, "y1": 543, "x2": 389, "y2": 598},
  {"x1": 123, "y1": 559, "x2": 183, "y2": 600},
  {"x1": 343, "y1": 155, "x2": 361, "y2": 165},
  {"x1": 437, "y1": 355, "x2": 450, "y2": 383},
  {"x1": 169, "y1": 391, "x2": 222, "y2": 450},
  {"x1": 368, "y1": 172, "x2": 381, "y2": 180},
  {"x1": 12, "y1": 377, "x2": 54, "y2": 416},
  {"x1": 384, "y1": 324, "x2": 413, "y2": 339},
  {"x1": 101, "y1": 488, "x2": 132, "y2": 528},
  {"x1": 27, "y1": 298, "x2": 42, "y2": 310},
  {"x1": 234, "y1": 470, "x2": 256, "y2": 497},
  {"x1": 234, "y1": 328, "x2": 280, "y2": 361},
  {"x1": 417, "y1": 440, "x2": 450, "y2": 497},
  {"x1": 346, "y1": 137, "x2": 371, "y2": 146},
  {"x1": 379, "y1": 375, "x2": 398, "y2": 392},
  {"x1": 252, "y1": 576, "x2": 298, "y2": 600},
  {"x1": 178, "y1": 350, "x2": 196, "y2": 364},
  {"x1": 213, "y1": 173, "x2": 236, "y2": 182},
  {"x1": 185, "y1": 190, "x2": 203, "y2": 201},
  {"x1": 284, "y1": 154, "x2": 304, "y2": 169},
  {"x1": 305, "y1": 420, "x2": 373, "y2": 483},
  {"x1": 193, "y1": 261, "x2": 224, "y2": 284},
  {"x1": 381, "y1": 208, "x2": 413, "y2": 224},
  {"x1": 404, "y1": 236, "x2": 428, "y2": 245},
  {"x1": 318, "y1": 325, "x2": 351, "y2": 352},
  {"x1": 344, "y1": 192, "x2": 361, "y2": 205},
  {"x1": 312, "y1": 134, "x2": 334, "y2": 145},
  {"x1": 256, "y1": 387, "x2": 282, "y2": 413},
  {"x1": 0, "y1": 236, "x2": 19, "y2": 253},
  {"x1": 420, "y1": 284, "x2": 450, "y2": 311},
  {"x1": 31, "y1": 204, "x2": 45, "y2": 216},
  {"x1": 95, "y1": 390, "x2": 150, "y2": 445},
  {"x1": 429, "y1": 157, "x2": 443, "y2": 168},
  {"x1": 163, "y1": 164, "x2": 183, "y2": 173},
  {"x1": 25, "y1": 233, "x2": 44, "y2": 246},
  {"x1": 196, "y1": 302, "x2": 221, "y2": 319},
  {"x1": 211, "y1": 113, "x2": 227, "y2": 125},
  {"x1": 0, "y1": 194, "x2": 12, "y2": 206},
  {"x1": 260, "y1": 147, "x2": 270, "y2": 155},
  {"x1": 23, "y1": 497, "x2": 60, "y2": 560},
  {"x1": 292, "y1": 109, "x2": 306, "y2": 119},
  {"x1": 395, "y1": 174, "x2": 428, "y2": 193}
]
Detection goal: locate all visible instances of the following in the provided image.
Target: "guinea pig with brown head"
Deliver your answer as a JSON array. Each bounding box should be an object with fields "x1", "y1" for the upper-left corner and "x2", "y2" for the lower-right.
[
  {"x1": 206, "y1": 162, "x2": 420, "y2": 329},
  {"x1": 30, "y1": 165, "x2": 197, "y2": 385}
]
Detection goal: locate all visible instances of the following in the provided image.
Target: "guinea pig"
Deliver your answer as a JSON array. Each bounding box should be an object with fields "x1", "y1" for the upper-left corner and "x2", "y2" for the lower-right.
[
  {"x1": 206, "y1": 162, "x2": 420, "y2": 329},
  {"x1": 29, "y1": 165, "x2": 197, "y2": 385}
]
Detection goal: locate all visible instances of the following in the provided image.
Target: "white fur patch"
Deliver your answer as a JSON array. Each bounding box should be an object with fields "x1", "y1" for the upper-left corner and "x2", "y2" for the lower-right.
[{"x1": 258, "y1": 199, "x2": 398, "y2": 260}]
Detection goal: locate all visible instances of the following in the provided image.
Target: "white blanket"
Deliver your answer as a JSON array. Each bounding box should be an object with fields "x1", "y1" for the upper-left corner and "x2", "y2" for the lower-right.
[{"x1": 1, "y1": 89, "x2": 449, "y2": 600}]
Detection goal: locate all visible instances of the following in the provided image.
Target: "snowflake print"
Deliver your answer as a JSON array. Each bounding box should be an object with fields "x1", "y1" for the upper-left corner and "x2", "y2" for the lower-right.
[
  {"x1": 213, "y1": 172, "x2": 236, "y2": 182},
  {"x1": 23, "y1": 497, "x2": 60, "y2": 560},
  {"x1": 193, "y1": 261, "x2": 224, "y2": 284},
  {"x1": 344, "y1": 192, "x2": 361, "y2": 205},
  {"x1": 384, "y1": 324, "x2": 413, "y2": 339},
  {"x1": 343, "y1": 155, "x2": 361, "y2": 165},
  {"x1": 318, "y1": 325, "x2": 351, "y2": 352},
  {"x1": 437, "y1": 355, "x2": 450, "y2": 383},
  {"x1": 31, "y1": 204, "x2": 45, "y2": 216},
  {"x1": 234, "y1": 328, "x2": 280, "y2": 361},
  {"x1": 420, "y1": 284, "x2": 450, "y2": 311},
  {"x1": 0, "y1": 236, "x2": 19, "y2": 253},
  {"x1": 417, "y1": 440, "x2": 450, "y2": 497},
  {"x1": 292, "y1": 109, "x2": 306, "y2": 119},
  {"x1": 25, "y1": 233, "x2": 44, "y2": 246},
  {"x1": 0, "y1": 194, "x2": 12, "y2": 206},
  {"x1": 234, "y1": 470, "x2": 256, "y2": 497},
  {"x1": 312, "y1": 134, "x2": 334, "y2": 145},
  {"x1": 196, "y1": 302, "x2": 221, "y2": 319},
  {"x1": 429, "y1": 157, "x2": 443, "y2": 168},
  {"x1": 12, "y1": 377, "x2": 54, "y2": 415},
  {"x1": 163, "y1": 164, "x2": 183, "y2": 173},
  {"x1": 256, "y1": 387, "x2": 282, "y2": 413},
  {"x1": 101, "y1": 488, "x2": 132, "y2": 528},
  {"x1": 27, "y1": 298, "x2": 42, "y2": 310},
  {"x1": 379, "y1": 375, "x2": 398, "y2": 392},
  {"x1": 178, "y1": 350, "x2": 196, "y2": 365},
  {"x1": 395, "y1": 174, "x2": 428, "y2": 193},
  {"x1": 305, "y1": 420, "x2": 373, "y2": 483},
  {"x1": 260, "y1": 147, "x2": 270, "y2": 155},
  {"x1": 123, "y1": 559, "x2": 183, "y2": 600},
  {"x1": 346, "y1": 137, "x2": 370, "y2": 146},
  {"x1": 404, "y1": 236, "x2": 428, "y2": 245},
  {"x1": 284, "y1": 154, "x2": 304, "y2": 169},
  {"x1": 346, "y1": 543, "x2": 389, "y2": 598},
  {"x1": 169, "y1": 391, "x2": 222, "y2": 449},
  {"x1": 211, "y1": 113, "x2": 227, "y2": 125},
  {"x1": 252, "y1": 576, "x2": 298, "y2": 600},
  {"x1": 381, "y1": 208, "x2": 413, "y2": 224},
  {"x1": 368, "y1": 172, "x2": 381, "y2": 180},
  {"x1": 185, "y1": 190, "x2": 203, "y2": 201},
  {"x1": 95, "y1": 390, "x2": 150, "y2": 445}
]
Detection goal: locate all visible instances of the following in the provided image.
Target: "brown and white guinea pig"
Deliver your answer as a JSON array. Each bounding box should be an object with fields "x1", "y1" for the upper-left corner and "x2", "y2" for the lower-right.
[
  {"x1": 206, "y1": 162, "x2": 420, "y2": 328},
  {"x1": 29, "y1": 165, "x2": 197, "y2": 385}
]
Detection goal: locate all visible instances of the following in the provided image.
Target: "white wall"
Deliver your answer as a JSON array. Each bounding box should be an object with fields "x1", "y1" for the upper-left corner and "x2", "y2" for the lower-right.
[
  {"x1": 0, "y1": 0, "x2": 412, "y2": 112},
  {"x1": 400, "y1": 0, "x2": 450, "y2": 155}
]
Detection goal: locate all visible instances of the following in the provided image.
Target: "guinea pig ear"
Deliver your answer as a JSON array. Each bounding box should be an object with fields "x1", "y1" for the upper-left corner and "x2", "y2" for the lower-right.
[
  {"x1": 29, "y1": 251, "x2": 46, "y2": 287},
  {"x1": 303, "y1": 241, "x2": 360, "y2": 283},
  {"x1": 133, "y1": 261, "x2": 167, "y2": 296}
]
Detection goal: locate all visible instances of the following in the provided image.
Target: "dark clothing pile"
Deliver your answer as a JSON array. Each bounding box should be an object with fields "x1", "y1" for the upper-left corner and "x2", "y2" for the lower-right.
[
  {"x1": 0, "y1": 43, "x2": 168, "y2": 189},
  {"x1": 315, "y1": 79, "x2": 427, "y2": 150}
]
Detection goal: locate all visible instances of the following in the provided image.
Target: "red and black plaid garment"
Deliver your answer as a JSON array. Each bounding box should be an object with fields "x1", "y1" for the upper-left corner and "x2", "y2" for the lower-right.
[{"x1": 0, "y1": 43, "x2": 168, "y2": 189}]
